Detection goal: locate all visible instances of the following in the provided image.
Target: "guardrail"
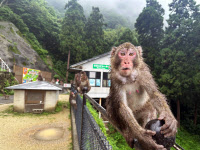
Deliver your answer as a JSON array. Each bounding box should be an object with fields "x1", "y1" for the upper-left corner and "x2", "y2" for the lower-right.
[
  {"x1": 0, "y1": 57, "x2": 11, "y2": 72},
  {"x1": 71, "y1": 87, "x2": 112, "y2": 150}
]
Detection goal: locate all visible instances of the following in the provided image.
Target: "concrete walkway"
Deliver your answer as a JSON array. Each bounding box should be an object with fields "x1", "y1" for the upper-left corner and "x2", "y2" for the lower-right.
[
  {"x1": 0, "y1": 94, "x2": 72, "y2": 150},
  {"x1": 0, "y1": 95, "x2": 13, "y2": 104}
]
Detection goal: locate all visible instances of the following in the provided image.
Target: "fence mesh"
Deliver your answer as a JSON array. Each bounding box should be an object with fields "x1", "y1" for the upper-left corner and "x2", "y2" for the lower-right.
[{"x1": 71, "y1": 87, "x2": 112, "y2": 150}]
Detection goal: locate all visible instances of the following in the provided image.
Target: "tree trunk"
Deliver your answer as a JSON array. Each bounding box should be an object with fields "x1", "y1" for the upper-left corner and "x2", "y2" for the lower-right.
[
  {"x1": 177, "y1": 99, "x2": 180, "y2": 128},
  {"x1": 193, "y1": 101, "x2": 198, "y2": 126}
]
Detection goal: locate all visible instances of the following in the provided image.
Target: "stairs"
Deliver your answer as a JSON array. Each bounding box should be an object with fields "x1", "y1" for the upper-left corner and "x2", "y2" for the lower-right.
[{"x1": 0, "y1": 57, "x2": 11, "y2": 72}]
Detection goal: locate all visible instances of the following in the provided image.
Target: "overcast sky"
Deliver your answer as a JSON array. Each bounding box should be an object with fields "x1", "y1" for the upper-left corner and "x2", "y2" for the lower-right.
[{"x1": 79, "y1": 0, "x2": 200, "y2": 25}]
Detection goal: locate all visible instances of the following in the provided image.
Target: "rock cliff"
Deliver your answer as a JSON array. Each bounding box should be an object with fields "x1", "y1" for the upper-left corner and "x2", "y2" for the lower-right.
[{"x1": 0, "y1": 21, "x2": 50, "y2": 71}]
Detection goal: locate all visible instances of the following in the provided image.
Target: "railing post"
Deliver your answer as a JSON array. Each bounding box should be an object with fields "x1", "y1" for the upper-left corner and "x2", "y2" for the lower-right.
[{"x1": 80, "y1": 87, "x2": 88, "y2": 150}]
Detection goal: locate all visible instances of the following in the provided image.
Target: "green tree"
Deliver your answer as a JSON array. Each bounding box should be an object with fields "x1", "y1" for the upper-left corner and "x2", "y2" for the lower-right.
[
  {"x1": 164, "y1": 0, "x2": 199, "y2": 50},
  {"x1": 6, "y1": 0, "x2": 60, "y2": 56},
  {"x1": 84, "y1": 7, "x2": 105, "y2": 56},
  {"x1": 135, "y1": 0, "x2": 164, "y2": 69},
  {"x1": 114, "y1": 28, "x2": 138, "y2": 46},
  {"x1": 163, "y1": 0, "x2": 200, "y2": 127},
  {"x1": 60, "y1": 0, "x2": 87, "y2": 64},
  {"x1": 158, "y1": 48, "x2": 190, "y2": 127}
]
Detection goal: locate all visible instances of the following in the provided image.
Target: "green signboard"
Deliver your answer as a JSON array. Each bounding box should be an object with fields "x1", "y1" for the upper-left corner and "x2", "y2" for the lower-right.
[{"x1": 93, "y1": 64, "x2": 110, "y2": 70}]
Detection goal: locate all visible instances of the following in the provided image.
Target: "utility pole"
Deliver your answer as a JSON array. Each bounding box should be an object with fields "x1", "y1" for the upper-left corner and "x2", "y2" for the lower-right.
[{"x1": 66, "y1": 50, "x2": 70, "y2": 83}]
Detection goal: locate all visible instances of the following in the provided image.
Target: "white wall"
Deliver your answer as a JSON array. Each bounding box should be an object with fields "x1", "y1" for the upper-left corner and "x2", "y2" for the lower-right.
[
  {"x1": 81, "y1": 55, "x2": 111, "y2": 72},
  {"x1": 14, "y1": 90, "x2": 25, "y2": 112},
  {"x1": 76, "y1": 55, "x2": 111, "y2": 98},
  {"x1": 44, "y1": 91, "x2": 59, "y2": 111}
]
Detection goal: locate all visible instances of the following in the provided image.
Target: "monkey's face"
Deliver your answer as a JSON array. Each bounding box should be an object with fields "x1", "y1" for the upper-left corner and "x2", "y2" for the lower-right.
[{"x1": 118, "y1": 48, "x2": 136, "y2": 77}]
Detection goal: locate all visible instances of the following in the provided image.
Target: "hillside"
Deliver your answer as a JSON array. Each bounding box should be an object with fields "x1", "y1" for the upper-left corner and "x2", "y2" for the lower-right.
[{"x1": 0, "y1": 21, "x2": 50, "y2": 71}]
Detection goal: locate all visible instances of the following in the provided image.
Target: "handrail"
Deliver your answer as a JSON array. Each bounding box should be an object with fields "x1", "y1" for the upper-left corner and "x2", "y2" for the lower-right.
[{"x1": 0, "y1": 57, "x2": 11, "y2": 72}]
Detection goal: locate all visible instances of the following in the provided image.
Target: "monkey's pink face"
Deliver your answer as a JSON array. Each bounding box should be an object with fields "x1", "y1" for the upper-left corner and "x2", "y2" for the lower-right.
[{"x1": 118, "y1": 48, "x2": 136, "y2": 77}]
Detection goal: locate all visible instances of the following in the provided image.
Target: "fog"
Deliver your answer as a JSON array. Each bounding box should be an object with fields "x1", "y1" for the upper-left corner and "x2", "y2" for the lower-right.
[
  {"x1": 78, "y1": 0, "x2": 200, "y2": 25},
  {"x1": 46, "y1": 0, "x2": 200, "y2": 26}
]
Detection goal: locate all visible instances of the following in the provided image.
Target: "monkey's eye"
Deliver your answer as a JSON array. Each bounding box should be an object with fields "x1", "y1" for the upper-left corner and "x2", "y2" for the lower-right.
[
  {"x1": 120, "y1": 52, "x2": 125, "y2": 56},
  {"x1": 129, "y1": 53, "x2": 134, "y2": 56}
]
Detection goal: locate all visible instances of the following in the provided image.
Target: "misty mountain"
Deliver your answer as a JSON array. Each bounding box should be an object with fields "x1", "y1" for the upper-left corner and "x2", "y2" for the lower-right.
[{"x1": 45, "y1": 0, "x2": 145, "y2": 29}]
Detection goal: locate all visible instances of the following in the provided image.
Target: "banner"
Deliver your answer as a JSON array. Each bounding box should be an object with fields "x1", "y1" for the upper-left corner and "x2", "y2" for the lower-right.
[{"x1": 23, "y1": 67, "x2": 40, "y2": 83}]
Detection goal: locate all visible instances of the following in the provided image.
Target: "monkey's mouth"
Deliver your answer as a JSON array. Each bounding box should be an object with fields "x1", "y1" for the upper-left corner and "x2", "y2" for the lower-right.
[{"x1": 122, "y1": 68, "x2": 130, "y2": 71}]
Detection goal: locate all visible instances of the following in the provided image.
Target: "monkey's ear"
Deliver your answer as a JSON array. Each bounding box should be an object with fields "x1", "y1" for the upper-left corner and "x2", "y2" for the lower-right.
[
  {"x1": 136, "y1": 46, "x2": 143, "y2": 57},
  {"x1": 111, "y1": 47, "x2": 117, "y2": 57}
]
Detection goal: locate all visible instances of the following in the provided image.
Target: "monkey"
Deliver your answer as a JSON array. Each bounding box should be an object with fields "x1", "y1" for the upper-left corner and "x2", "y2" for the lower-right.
[
  {"x1": 77, "y1": 71, "x2": 91, "y2": 94},
  {"x1": 70, "y1": 91, "x2": 77, "y2": 109},
  {"x1": 106, "y1": 42, "x2": 177, "y2": 150},
  {"x1": 74, "y1": 72, "x2": 81, "y2": 89}
]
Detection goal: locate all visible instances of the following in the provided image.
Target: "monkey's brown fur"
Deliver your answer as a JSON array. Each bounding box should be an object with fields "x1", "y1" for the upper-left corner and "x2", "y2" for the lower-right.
[
  {"x1": 106, "y1": 42, "x2": 177, "y2": 150},
  {"x1": 74, "y1": 71, "x2": 91, "y2": 94}
]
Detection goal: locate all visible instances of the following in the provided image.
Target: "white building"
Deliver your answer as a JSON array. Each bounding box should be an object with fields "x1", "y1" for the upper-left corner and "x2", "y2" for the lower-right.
[
  {"x1": 6, "y1": 81, "x2": 61, "y2": 113},
  {"x1": 69, "y1": 52, "x2": 111, "y2": 98}
]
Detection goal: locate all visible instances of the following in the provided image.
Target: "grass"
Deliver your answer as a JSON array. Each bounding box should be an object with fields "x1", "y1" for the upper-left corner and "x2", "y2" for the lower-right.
[
  {"x1": 171, "y1": 127, "x2": 200, "y2": 150},
  {"x1": 86, "y1": 100, "x2": 133, "y2": 150},
  {"x1": 0, "y1": 34, "x2": 6, "y2": 39},
  {"x1": 8, "y1": 45, "x2": 21, "y2": 54},
  {"x1": 86, "y1": 99, "x2": 200, "y2": 150},
  {"x1": 1, "y1": 101, "x2": 69, "y2": 117}
]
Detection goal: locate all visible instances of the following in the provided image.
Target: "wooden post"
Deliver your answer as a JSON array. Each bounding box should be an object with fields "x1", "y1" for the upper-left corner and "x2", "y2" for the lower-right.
[
  {"x1": 99, "y1": 98, "x2": 102, "y2": 118},
  {"x1": 66, "y1": 50, "x2": 70, "y2": 83}
]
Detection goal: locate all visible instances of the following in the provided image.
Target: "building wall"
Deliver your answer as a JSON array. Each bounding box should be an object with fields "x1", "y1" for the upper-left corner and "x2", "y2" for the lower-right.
[
  {"x1": 44, "y1": 91, "x2": 59, "y2": 111},
  {"x1": 81, "y1": 55, "x2": 110, "y2": 72},
  {"x1": 14, "y1": 90, "x2": 25, "y2": 112},
  {"x1": 74, "y1": 55, "x2": 111, "y2": 98}
]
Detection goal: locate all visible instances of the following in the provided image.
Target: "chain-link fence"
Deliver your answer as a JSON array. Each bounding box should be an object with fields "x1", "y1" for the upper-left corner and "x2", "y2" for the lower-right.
[{"x1": 71, "y1": 87, "x2": 112, "y2": 150}]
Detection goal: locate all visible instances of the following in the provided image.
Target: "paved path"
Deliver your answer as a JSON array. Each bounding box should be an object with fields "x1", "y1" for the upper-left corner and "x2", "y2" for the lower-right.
[
  {"x1": 0, "y1": 94, "x2": 71, "y2": 150},
  {"x1": 0, "y1": 95, "x2": 13, "y2": 104}
]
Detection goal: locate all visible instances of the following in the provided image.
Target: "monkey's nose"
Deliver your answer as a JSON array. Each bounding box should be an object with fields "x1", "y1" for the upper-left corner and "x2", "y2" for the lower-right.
[{"x1": 124, "y1": 61, "x2": 130, "y2": 64}]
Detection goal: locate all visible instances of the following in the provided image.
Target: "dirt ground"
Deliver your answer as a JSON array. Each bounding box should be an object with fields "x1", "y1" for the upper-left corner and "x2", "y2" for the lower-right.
[{"x1": 0, "y1": 94, "x2": 72, "y2": 150}]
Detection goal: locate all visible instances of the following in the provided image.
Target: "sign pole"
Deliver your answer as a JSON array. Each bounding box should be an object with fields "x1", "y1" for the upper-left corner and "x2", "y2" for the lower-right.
[{"x1": 66, "y1": 50, "x2": 70, "y2": 83}]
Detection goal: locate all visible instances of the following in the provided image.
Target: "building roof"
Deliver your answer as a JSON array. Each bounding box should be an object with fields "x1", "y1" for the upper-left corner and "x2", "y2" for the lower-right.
[
  {"x1": 70, "y1": 52, "x2": 110, "y2": 68},
  {"x1": 5, "y1": 81, "x2": 62, "y2": 91}
]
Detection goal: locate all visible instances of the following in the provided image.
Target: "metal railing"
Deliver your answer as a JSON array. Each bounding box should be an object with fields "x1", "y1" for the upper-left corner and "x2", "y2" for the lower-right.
[
  {"x1": 0, "y1": 57, "x2": 11, "y2": 72},
  {"x1": 71, "y1": 87, "x2": 112, "y2": 150}
]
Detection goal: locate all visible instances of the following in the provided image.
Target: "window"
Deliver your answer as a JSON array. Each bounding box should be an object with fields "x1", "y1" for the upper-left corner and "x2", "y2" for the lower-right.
[
  {"x1": 86, "y1": 71, "x2": 101, "y2": 87},
  {"x1": 103, "y1": 72, "x2": 111, "y2": 87}
]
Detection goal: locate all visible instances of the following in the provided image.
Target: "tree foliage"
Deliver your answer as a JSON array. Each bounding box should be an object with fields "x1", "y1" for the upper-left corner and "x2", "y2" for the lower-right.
[
  {"x1": 135, "y1": 0, "x2": 164, "y2": 69},
  {"x1": 85, "y1": 7, "x2": 105, "y2": 56},
  {"x1": 60, "y1": 0, "x2": 87, "y2": 64},
  {"x1": 6, "y1": 0, "x2": 60, "y2": 55}
]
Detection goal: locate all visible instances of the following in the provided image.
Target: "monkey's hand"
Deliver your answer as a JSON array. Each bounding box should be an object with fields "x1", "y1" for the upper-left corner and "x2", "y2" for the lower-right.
[
  {"x1": 158, "y1": 111, "x2": 177, "y2": 137},
  {"x1": 139, "y1": 129, "x2": 167, "y2": 150}
]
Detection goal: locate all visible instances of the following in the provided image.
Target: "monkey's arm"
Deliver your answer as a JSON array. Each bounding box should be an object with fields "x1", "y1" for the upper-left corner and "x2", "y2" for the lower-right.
[
  {"x1": 107, "y1": 94, "x2": 165, "y2": 149},
  {"x1": 86, "y1": 80, "x2": 91, "y2": 92},
  {"x1": 139, "y1": 68, "x2": 177, "y2": 137}
]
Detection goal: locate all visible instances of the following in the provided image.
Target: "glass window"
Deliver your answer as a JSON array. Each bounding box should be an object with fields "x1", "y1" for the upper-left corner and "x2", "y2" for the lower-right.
[
  {"x1": 89, "y1": 79, "x2": 95, "y2": 86},
  {"x1": 89, "y1": 72, "x2": 96, "y2": 78},
  {"x1": 103, "y1": 72, "x2": 111, "y2": 87},
  {"x1": 96, "y1": 72, "x2": 101, "y2": 79},
  {"x1": 96, "y1": 79, "x2": 101, "y2": 87},
  {"x1": 107, "y1": 80, "x2": 111, "y2": 87}
]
